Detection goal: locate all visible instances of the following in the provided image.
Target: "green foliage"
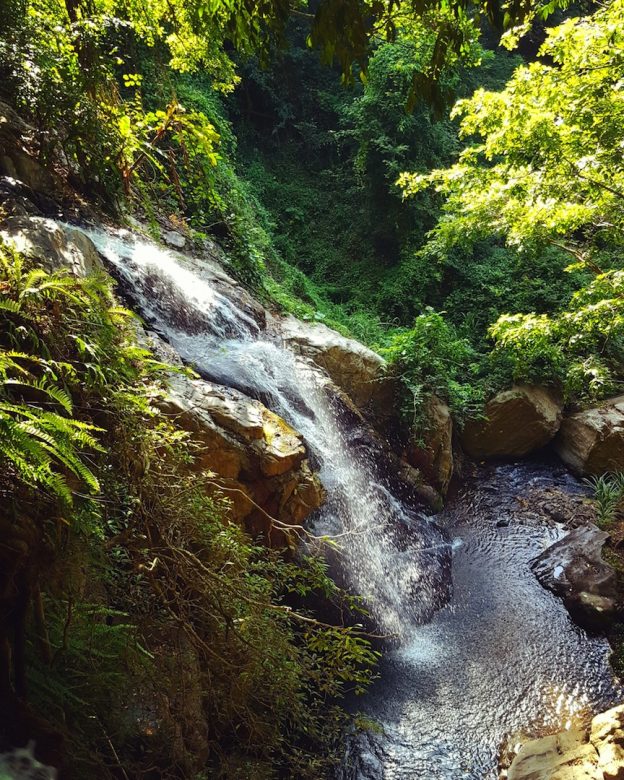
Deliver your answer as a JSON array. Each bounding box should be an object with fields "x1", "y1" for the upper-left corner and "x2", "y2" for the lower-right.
[
  {"x1": 26, "y1": 600, "x2": 149, "y2": 771},
  {"x1": 584, "y1": 473, "x2": 624, "y2": 528},
  {"x1": 489, "y1": 270, "x2": 624, "y2": 399},
  {"x1": 397, "y1": 0, "x2": 624, "y2": 404},
  {"x1": 0, "y1": 241, "x2": 377, "y2": 778},
  {"x1": 381, "y1": 310, "x2": 485, "y2": 426},
  {"x1": 207, "y1": 0, "x2": 562, "y2": 100},
  {"x1": 0, "y1": 244, "x2": 141, "y2": 504},
  {"x1": 398, "y1": 0, "x2": 624, "y2": 266}
]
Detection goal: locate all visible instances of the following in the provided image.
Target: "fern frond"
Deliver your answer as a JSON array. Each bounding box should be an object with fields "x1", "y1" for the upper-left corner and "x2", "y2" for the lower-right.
[
  {"x1": 0, "y1": 299, "x2": 23, "y2": 315},
  {"x1": 2, "y1": 378, "x2": 73, "y2": 413}
]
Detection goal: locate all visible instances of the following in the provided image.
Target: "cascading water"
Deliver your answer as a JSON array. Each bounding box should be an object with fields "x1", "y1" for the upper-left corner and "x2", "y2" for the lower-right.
[
  {"x1": 79, "y1": 225, "x2": 449, "y2": 636},
  {"x1": 75, "y1": 224, "x2": 623, "y2": 778}
]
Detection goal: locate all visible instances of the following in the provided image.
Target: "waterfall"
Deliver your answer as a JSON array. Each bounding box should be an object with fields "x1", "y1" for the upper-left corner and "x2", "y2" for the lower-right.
[
  {"x1": 71, "y1": 224, "x2": 624, "y2": 779},
  {"x1": 78, "y1": 225, "x2": 450, "y2": 637}
]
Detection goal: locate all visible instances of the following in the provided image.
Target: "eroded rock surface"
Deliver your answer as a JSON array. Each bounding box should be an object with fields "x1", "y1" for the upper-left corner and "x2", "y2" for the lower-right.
[
  {"x1": 279, "y1": 314, "x2": 395, "y2": 421},
  {"x1": 531, "y1": 525, "x2": 618, "y2": 631},
  {"x1": 0, "y1": 215, "x2": 103, "y2": 277},
  {"x1": 504, "y1": 705, "x2": 624, "y2": 780},
  {"x1": 405, "y1": 395, "x2": 454, "y2": 495},
  {"x1": 461, "y1": 384, "x2": 563, "y2": 459},
  {"x1": 556, "y1": 397, "x2": 624, "y2": 476},
  {"x1": 160, "y1": 374, "x2": 325, "y2": 545}
]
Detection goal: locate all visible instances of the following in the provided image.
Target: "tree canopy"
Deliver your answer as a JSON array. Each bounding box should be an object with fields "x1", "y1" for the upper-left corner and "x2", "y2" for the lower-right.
[
  {"x1": 399, "y1": 0, "x2": 624, "y2": 270},
  {"x1": 399, "y1": 0, "x2": 624, "y2": 399}
]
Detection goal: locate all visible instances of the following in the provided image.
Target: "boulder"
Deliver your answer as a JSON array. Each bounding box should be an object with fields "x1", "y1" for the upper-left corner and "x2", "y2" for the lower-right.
[
  {"x1": 159, "y1": 374, "x2": 325, "y2": 545},
  {"x1": 531, "y1": 525, "x2": 618, "y2": 631},
  {"x1": 505, "y1": 726, "x2": 598, "y2": 780},
  {"x1": 590, "y1": 706, "x2": 624, "y2": 780},
  {"x1": 0, "y1": 216, "x2": 103, "y2": 278},
  {"x1": 279, "y1": 315, "x2": 396, "y2": 421},
  {"x1": 406, "y1": 396, "x2": 454, "y2": 495},
  {"x1": 163, "y1": 229, "x2": 186, "y2": 249},
  {"x1": 504, "y1": 705, "x2": 624, "y2": 780},
  {"x1": 0, "y1": 175, "x2": 59, "y2": 218},
  {"x1": 318, "y1": 367, "x2": 444, "y2": 511},
  {"x1": 555, "y1": 397, "x2": 624, "y2": 476},
  {"x1": 461, "y1": 384, "x2": 562, "y2": 459},
  {"x1": 0, "y1": 100, "x2": 62, "y2": 197}
]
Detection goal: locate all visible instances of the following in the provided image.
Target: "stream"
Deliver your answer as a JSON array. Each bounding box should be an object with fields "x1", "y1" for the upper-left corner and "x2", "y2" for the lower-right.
[
  {"x1": 341, "y1": 462, "x2": 622, "y2": 778},
  {"x1": 77, "y1": 225, "x2": 622, "y2": 779}
]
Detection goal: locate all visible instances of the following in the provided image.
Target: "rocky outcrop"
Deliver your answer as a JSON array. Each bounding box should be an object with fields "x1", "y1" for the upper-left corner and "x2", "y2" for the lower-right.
[
  {"x1": 0, "y1": 100, "x2": 62, "y2": 197},
  {"x1": 555, "y1": 397, "x2": 624, "y2": 476},
  {"x1": 531, "y1": 525, "x2": 618, "y2": 631},
  {"x1": 279, "y1": 315, "x2": 396, "y2": 422},
  {"x1": 160, "y1": 374, "x2": 325, "y2": 545},
  {"x1": 406, "y1": 396, "x2": 454, "y2": 495},
  {"x1": 461, "y1": 384, "x2": 563, "y2": 459},
  {"x1": 504, "y1": 704, "x2": 624, "y2": 780},
  {"x1": 162, "y1": 229, "x2": 186, "y2": 249},
  {"x1": 0, "y1": 215, "x2": 103, "y2": 277}
]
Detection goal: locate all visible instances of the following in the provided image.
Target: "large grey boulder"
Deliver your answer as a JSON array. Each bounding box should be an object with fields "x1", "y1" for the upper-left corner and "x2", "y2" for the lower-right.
[
  {"x1": 0, "y1": 216, "x2": 103, "y2": 278},
  {"x1": 531, "y1": 525, "x2": 618, "y2": 631},
  {"x1": 555, "y1": 396, "x2": 624, "y2": 476},
  {"x1": 504, "y1": 704, "x2": 624, "y2": 780},
  {"x1": 461, "y1": 384, "x2": 562, "y2": 459},
  {"x1": 279, "y1": 315, "x2": 395, "y2": 420}
]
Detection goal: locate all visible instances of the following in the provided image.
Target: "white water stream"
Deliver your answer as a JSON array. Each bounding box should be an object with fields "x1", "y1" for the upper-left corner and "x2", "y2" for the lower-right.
[
  {"x1": 81, "y1": 225, "x2": 449, "y2": 636},
  {"x1": 77, "y1": 225, "x2": 622, "y2": 779}
]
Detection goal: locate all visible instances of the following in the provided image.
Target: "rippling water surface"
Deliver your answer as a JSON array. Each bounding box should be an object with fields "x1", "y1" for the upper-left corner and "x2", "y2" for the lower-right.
[{"x1": 344, "y1": 463, "x2": 622, "y2": 779}]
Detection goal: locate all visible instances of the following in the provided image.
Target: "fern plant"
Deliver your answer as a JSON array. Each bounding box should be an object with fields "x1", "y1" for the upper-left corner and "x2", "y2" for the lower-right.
[
  {"x1": 583, "y1": 473, "x2": 624, "y2": 528},
  {"x1": 0, "y1": 242, "x2": 141, "y2": 504}
]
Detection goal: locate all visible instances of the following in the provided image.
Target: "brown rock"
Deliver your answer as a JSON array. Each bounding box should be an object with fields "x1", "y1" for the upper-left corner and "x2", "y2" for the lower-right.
[
  {"x1": 279, "y1": 314, "x2": 396, "y2": 421},
  {"x1": 506, "y1": 727, "x2": 598, "y2": 780},
  {"x1": 504, "y1": 705, "x2": 624, "y2": 780},
  {"x1": 256, "y1": 412, "x2": 305, "y2": 477},
  {"x1": 461, "y1": 384, "x2": 562, "y2": 459},
  {"x1": 159, "y1": 374, "x2": 324, "y2": 543},
  {"x1": 555, "y1": 396, "x2": 624, "y2": 476},
  {"x1": 406, "y1": 395, "x2": 453, "y2": 495},
  {"x1": 590, "y1": 705, "x2": 624, "y2": 780}
]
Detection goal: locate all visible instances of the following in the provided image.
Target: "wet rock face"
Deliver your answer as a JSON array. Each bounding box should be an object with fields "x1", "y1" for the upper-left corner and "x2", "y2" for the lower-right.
[
  {"x1": 555, "y1": 397, "x2": 624, "y2": 476},
  {"x1": 504, "y1": 704, "x2": 624, "y2": 780},
  {"x1": 531, "y1": 525, "x2": 618, "y2": 632},
  {"x1": 461, "y1": 384, "x2": 563, "y2": 459},
  {"x1": 0, "y1": 100, "x2": 62, "y2": 198},
  {"x1": 159, "y1": 374, "x2": 325, "y2": 545},
  {"x1": 279, "y1": 314, "x2": 396, "y2": 423},
  {"x1": 405, "y1": 395, "x2": 454, "y2": 496}
]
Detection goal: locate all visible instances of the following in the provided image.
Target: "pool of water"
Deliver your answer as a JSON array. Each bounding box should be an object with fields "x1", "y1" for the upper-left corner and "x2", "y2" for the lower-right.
[{"x1": 341, "y1": 462, "x2": 623, "y2": 779}]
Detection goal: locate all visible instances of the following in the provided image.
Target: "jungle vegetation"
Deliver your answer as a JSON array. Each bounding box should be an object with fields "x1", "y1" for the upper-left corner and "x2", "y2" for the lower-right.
[{"x1": 1, "y1": 0, "x2": 624, "y2": 776}]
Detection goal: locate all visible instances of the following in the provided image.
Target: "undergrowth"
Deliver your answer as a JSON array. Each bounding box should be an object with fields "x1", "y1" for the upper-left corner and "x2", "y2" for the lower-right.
[{"x1": 0, "y1": 241, "x2": 378, "y2": 779}]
